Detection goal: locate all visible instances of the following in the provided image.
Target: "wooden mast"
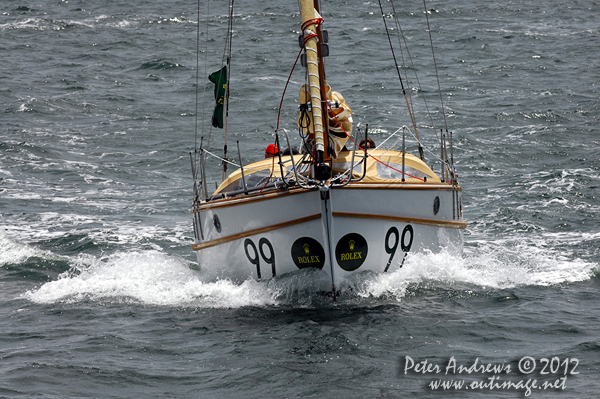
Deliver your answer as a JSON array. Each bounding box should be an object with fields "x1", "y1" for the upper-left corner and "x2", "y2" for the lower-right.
[
  {"x1": 313, "y1": 0, "x2": 330, "y2": 165},
  {"x1": 299, "y1": 0, "x2": 331, "y2": 180}
]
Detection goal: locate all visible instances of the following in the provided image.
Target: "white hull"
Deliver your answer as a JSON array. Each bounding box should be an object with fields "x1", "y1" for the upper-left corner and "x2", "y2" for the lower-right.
[
  {"x1": 192, "y1": 182, "x2": 465, "y2": 292},
  {"x1": 188, "y1": 0, "x2": 468, "y2": 295}
]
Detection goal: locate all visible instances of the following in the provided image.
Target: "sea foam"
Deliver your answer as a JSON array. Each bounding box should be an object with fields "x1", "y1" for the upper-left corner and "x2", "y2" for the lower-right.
[{"x1": 22, "y1": 238, "x2": 598, "y2": 308}]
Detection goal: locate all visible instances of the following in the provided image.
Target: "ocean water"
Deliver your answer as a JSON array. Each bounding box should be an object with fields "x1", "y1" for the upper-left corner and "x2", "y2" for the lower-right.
[{"x1": 1, "y1": 0, "x2": 599, "y2": 397}]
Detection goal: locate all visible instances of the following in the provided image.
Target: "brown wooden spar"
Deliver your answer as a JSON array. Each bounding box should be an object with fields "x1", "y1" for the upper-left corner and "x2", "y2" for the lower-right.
[
  {"x1": 299, "y1": 0, "x2": 330, "y2": 180},
  {"x1": 312, "y1": 0, "x2": 331, "y2": 165}
]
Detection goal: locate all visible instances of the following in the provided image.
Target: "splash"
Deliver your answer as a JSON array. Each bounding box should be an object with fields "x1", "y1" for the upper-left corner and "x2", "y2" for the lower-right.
[
  {"x1": 22, "y1": 239, "x2": 598, "y2": 308},
  {"x1": 0, "y1": 233, "x2": 41, "y2": 266},
  {"x1": 24, "y1": 251, "x2": 276, "y2": 307},
  {"x1": 353, "y1": 241, "x2": 597, "y2": 299}
]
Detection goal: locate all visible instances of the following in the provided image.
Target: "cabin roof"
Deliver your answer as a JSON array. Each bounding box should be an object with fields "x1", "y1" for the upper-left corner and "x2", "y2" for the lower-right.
[{"x1": 213, "y1": 148, "x2": 441, "y2": 196}]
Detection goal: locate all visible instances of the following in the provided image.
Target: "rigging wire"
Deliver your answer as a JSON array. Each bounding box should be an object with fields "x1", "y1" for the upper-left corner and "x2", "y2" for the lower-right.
[
  {"x1": 196, "y1": 0, "x2": 235, "y2": 189},
  {"x1": 203, "y1": 1, "x2": 234, "y2": 153},
  {"x1": 193, "y1": 0, "x2": 211, "y2": 173},
  {"x1": 192, "y1": 0, "x2": 212, "y2": 203},
  {"x1": 196, "y1": 0, "x2": 450, "y2": 192},
  {"x1": 387, "y1": 3, "x2": 414, "y2": 120},
  {"x1": 321, "y1": 88, "x2": 424, "y2": 181},
  {"x1": 202, "y1": 0, "x2": 220, "y2": 192},
  {"x1": 377, "y1": 0, "x2": 425, "y2": 162},
  {"x1": 259, "y1": 45, "x2": 308, "y2": 193},
  {"x1": 277, "y1": 43, "x2": 306, "y2": 130},
  {"x1": 222, "y1": 0, "x2": 235, "y2": 66},
  {"x1": 193, "y1": 0, "x2": 200, "y2": 153},
  {"x1": 389, "y1": 0, "x2": 439, "y2": 141},
  {"x1": 221, "y1": 0, "x2": 235, "y2": 181},
  {"x1": 194, "y1": 0, "x2": 209, "y2": 157},
  {"x1": 277, "y1": 12, "x2": 428, "y2": 183},
  {"x1": 422, "y1": 0, "x2": 448, "y2": 130},
  {"x1": 261, "y1": 33, "x2": 318, "y2": 194}
]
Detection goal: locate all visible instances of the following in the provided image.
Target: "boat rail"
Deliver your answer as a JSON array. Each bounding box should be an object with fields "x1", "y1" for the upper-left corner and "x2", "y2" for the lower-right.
[{"x1": 191, "y1": 122, "x2": 458, "y2": 205}]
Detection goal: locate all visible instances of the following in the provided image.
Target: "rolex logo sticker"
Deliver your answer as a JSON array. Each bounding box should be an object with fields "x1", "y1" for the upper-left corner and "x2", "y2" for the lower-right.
[
  {"x1": 291, "y1": 237, "x2": 325, "y2": 269},
  {"x1": 335, "y1": 233, "x2": 368, "y2": 271}
]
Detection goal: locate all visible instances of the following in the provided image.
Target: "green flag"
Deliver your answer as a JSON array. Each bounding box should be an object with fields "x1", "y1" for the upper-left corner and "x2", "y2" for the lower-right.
[{"x1": 208, "y1": 66, "x2": 228, "y2": 128}]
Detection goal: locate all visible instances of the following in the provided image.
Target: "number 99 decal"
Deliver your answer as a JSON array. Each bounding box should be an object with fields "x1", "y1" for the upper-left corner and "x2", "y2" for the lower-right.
[
  {"x1": 383, "y1": 225, "x2": 413, "y2": 272},
  {"x1": 400, "y1": 225, "x2": 414, "y2": 252},
  {"x1": 244, "y1": 237, "x2": 276, "y2": 279}
]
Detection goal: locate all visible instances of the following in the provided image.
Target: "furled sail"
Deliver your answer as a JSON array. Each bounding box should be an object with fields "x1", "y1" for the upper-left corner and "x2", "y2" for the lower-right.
[
  {"x1": 298, "y1": 83, "x2": 352, "y2": 158},
  {"x1": 298, "y1": 3, "x2": 325, "y2": 154}
]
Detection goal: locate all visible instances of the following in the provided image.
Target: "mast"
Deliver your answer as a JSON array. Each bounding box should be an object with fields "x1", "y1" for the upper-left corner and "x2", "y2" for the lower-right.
[
  {"x1": 312, "y1": 0, "x2": 330, "y2": 165},
  {"x1": 299, "y1": 0, "x2": 330, "y2": 180}
]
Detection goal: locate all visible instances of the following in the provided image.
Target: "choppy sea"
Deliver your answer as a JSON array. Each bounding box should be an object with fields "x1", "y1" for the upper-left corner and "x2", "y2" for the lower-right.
[{"x1": 1, "y1": 0, "x2": 599, "y2": 397}]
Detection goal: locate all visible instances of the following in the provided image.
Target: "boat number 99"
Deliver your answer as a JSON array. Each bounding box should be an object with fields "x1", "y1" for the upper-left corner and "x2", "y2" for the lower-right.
[
  {"x1": 384, "y1": 225, "x2": 413, "y2": 272},
  {"x1": 244, "y1": 237, "x2": 276, "y2": 279}
]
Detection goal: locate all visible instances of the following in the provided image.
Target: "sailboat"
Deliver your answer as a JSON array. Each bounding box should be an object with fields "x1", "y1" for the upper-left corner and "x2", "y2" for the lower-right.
[{"x1": 190, "y1": 0, "x2": 466, "y2": 293}]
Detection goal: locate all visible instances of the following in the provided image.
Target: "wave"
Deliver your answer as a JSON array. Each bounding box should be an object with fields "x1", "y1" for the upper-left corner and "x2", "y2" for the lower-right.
[
  {"x1": 23, "y1": 251, "x2": 276, "y2": 307},
  {"x1": 139, "y1": 59, "x2": 187, "y2": 70},
  {"x1": 0, "y1": 234, "x2": 71, "y2": 282},
  {"x1": 22, "y1": 238, "x2": 598, "y2": 308},
  {"x1": 0, "y1": 234, "x2": 40, "y2": 267},
  {"x1": 0, "y1": 17, "x2": 94, "y2": 31}
]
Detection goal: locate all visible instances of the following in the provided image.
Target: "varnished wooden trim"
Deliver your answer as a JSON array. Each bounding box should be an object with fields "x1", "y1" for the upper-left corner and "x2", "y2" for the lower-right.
[
  {"x1": 192, "y1": 182, "x2": 462, "y2": 213},
  {"x1": 337, "y1": 183, "x2": 463, "y2": 191},
  {"x1": 332, "y1": 211, "x2": 468, "y2": 229},
  {"x1": 192, "y1": 187, "x2": 312, "y2": 213},
  {"x1": 192, "y1": 213, "x2": 322, "y2": 251}
]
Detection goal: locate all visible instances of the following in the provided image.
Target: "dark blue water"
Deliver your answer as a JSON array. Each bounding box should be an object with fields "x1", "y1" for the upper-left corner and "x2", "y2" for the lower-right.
[{"x1": 1, "y1": 0, "x2": 599, "y2": 397}]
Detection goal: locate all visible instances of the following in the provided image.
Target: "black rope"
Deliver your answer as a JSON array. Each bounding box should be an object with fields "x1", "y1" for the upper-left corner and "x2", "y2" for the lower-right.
[{"x1": 298, "y1": 105, "x2": 311, "y2": 131}]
